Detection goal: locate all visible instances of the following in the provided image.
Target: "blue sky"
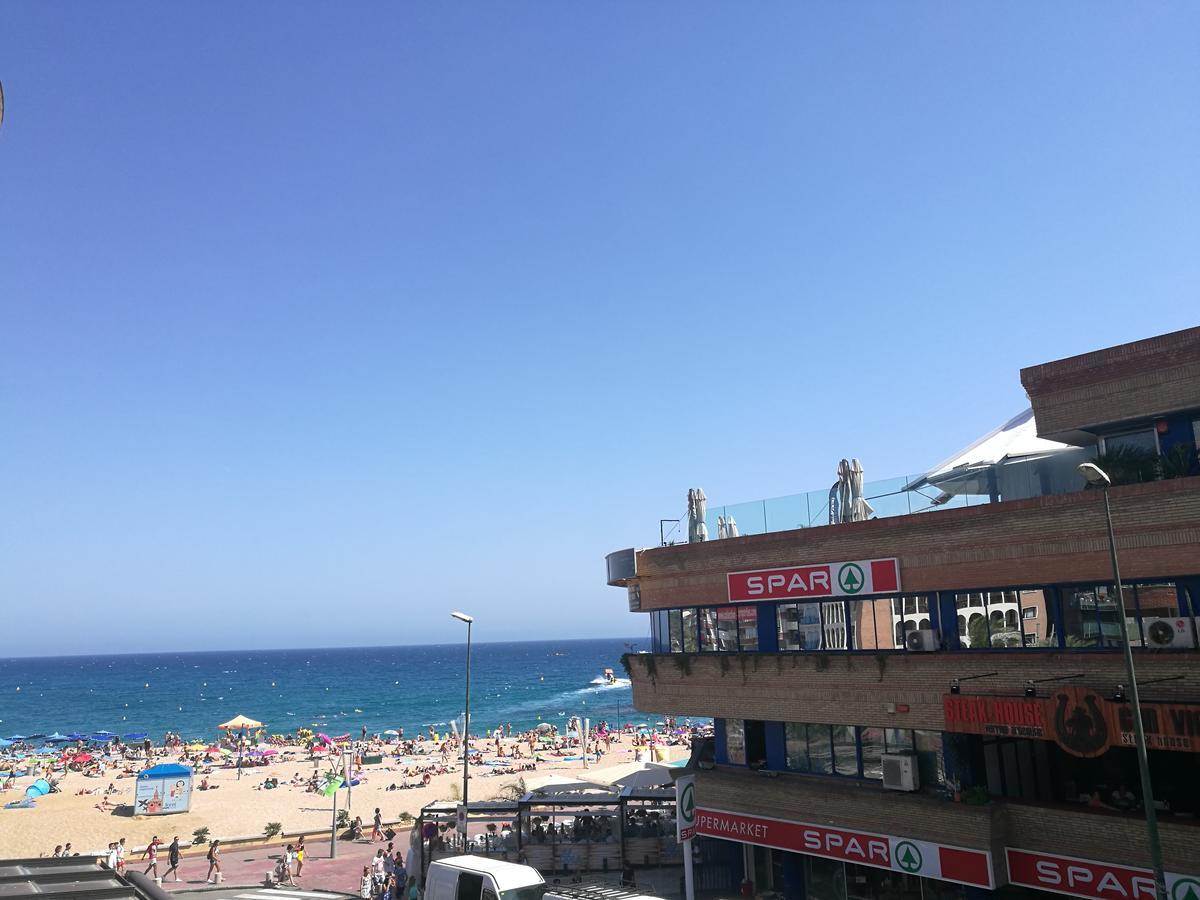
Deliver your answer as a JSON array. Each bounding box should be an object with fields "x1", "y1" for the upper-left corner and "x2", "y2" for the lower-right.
[{"x1": 1, "y1": 3, "x2": 1197, "y2": 656}]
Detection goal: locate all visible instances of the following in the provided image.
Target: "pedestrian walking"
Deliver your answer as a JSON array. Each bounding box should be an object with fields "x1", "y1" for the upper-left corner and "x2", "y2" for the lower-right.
[
  {"x1": 372, "y1": 807, "x2": 383, "y2": 841},
  {"x1": 142, "y1": 836, "x2": 160, "y2": 878},
  {"x1": 359, "y1": 866, "x2": 373, "y2": 899},
  {"x1": 205, "y1": 839, "x2": 221, "y2": 883},
  {"x1": 294, "y1": 835, "x2": 305, "y2": 878},
  {"x1": 116, "y1": 837, "x2": 127, "y2": 875},
  {"x1": 164, "y1": 836, "x2": 182, "y2": 882}
]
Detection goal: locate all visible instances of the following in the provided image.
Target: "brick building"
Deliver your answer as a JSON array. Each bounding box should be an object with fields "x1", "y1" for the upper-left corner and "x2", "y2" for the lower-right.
[{"x1": 605, "y1": 327, "x2": 1200, "y2": 900}]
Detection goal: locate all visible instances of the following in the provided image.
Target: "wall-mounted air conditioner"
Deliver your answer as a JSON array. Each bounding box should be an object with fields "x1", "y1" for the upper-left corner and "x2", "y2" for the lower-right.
[
  {"x1": 1143, "y1": 617, "x2": 1197, "y2": 649},
  {"x1": 906, "y1": 629, "x2": 939, "y2": 652},
  {"x1": 882, "y1": 753, "x2": 919, "y2": 791}
]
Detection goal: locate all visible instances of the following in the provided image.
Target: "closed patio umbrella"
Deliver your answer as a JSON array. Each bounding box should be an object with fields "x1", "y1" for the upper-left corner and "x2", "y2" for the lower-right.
[{"x1": 848, "y1": 458, "x2": 874, "y2": 522}]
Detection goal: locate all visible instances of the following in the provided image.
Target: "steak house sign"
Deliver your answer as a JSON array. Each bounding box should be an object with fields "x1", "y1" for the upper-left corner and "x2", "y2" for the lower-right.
[
  {"x1": 727, "y1": 557, "x2": 900, "y2": 602},
  {"x1": 944, "y1": 687, "x2": 1200, "y2": 757}
]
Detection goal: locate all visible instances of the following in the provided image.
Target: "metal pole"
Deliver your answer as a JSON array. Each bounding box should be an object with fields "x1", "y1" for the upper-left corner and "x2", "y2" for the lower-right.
[
  {"x1": 330, "y1": 777, "x2": 338, "y2": 859},
  {"x1": 683, "y1": 838, "x2": 695, "y2": 900},
  {"x1": 462, "y1": 619, "x2": 472, "y2": 813},
  {"x1": 1102, "y1": 486, "x2": 1166, "y2": 900}
]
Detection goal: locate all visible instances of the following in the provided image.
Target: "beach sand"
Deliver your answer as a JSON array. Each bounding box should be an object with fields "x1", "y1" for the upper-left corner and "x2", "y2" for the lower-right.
[{"x1": 0, "y1": 739, "x2": 682, "y2": 859}]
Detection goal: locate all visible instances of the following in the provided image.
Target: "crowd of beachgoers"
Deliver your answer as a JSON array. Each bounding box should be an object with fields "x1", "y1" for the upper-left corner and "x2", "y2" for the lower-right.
[{"x1": 0, "y1": 718, "x2": 705, "y2": 861}]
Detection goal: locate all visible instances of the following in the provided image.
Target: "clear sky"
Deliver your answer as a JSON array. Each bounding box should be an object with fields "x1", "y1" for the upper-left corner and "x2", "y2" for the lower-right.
[{"x1": 1, "y1": 3, "x2": 1197, "y2": 656}]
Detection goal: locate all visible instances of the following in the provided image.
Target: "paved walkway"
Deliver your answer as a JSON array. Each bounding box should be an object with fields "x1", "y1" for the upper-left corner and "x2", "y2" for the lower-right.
[{"x1": 158, "y1": 835, "x2": 404, "y2": 896}]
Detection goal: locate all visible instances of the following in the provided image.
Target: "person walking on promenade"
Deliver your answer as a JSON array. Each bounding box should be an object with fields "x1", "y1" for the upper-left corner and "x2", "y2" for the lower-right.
[
  {"x1": 164, "y1": 836, "x2": 182, "y2": 882},
  {"x1": 372, "y1": 807, "x2": 383, "y2": 841},
  {"x1": 359, "y1": 865, "x2": 373, "y2": 899},
  {"x1": 142, "y1": 836, "x2": 160, "y2": 878},
  {"x1": 293, "y1": 836, "x2": 305, "y2": 879},
  {"x1": 116, "y1": 837, "x2": 127, "y2": 875},
  {"x1": 205, "y1": 839, "x2": 221, "y2": 883}
]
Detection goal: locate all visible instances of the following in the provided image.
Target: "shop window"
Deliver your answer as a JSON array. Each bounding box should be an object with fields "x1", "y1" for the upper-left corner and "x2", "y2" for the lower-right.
[
  {"x1": 804, "y1": 856, "x2": 847, "y2": 900},
  {"x1": 807, "y1": 724, "x2": 833, "y2": 775},
  {"x1": 669, "y1": 609, "x2": 683, "y2": 653},
  {"x1": 745, "y1": 720, "x2": 767, "y2": 769},
  {"x1": 784, "y1": 722, "x2": 809, "y2": 772},
  {"x1": 716, "y1": 607, "x2": 739, "y2": 651},
  {"x1": 737, "y1": 605, "x2": 759, "y2": 651},
  {"x1": 832, "y1": 725, "x2": 857, "y2": 776},
  {"x1": 845, "y1": 862, "x2": 922, "y2": 900},
  {"x1": 725, "y1": 718, "x2": 746, "y2": 765},
  {"x1": 681, "y1": 608, "x2": 698, "y2": 653},
  {"x1": 1102, "y1": 429, "x2": 1158, "y2": 456},
  {"x1": 860, "y1": 727, "x2": 884, "y2": 780},
  {"x1": 698, "y1": 608, "x2": 718, "y2": 652},
  {"x1": 884, "y1": 728, "x2": 914, "y2": 753},
  {"x1": 914, "y1": 730, "x2": 945, "y2": 788},
  {"x1": 1063, "y1": 587, "x2": 1123, "y2": 648},
  {"x1": 959, "y1": 589, "x2": 1036, "y2": 649},
  {"x1": 778, "y1": 602, "x2": 822, "y2": 651}
]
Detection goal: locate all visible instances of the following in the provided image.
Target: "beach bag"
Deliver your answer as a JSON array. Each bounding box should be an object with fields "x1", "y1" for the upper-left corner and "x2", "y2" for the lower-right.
[
  {"x1": 207, "y1": 847, "x2": 215, "y2": 863},
  {"x1": 384, "y1": 827, "x2": 396, "y2": 841}
]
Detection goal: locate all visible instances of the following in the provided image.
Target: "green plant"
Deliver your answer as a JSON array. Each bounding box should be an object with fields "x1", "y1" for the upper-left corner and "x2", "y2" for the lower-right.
[
  {"x1": 718, "y1": 656, "x2": 731, "y2": 677},
  {"x1": 336, "y1": 809, "x2": 350, "y2": 829},
  {"x1": 1091, "y1": 447, "x2": 1159, "y2": 486},
  {"x1": 619, "y1": 655, "x2": 634, "y2": 679},
  {"x1": 962, "y1": 786, "x2": 991, "y2": 806},
  {"x1": 639, "y1": 655, "x2": 658, "y2": 680},
  {"x1": 398, "y1": 812, "x2": 413, "y2": 824},
  {"x1": 264, "y1": 822, "x2": 282, "y2": 839},
  {"x1": 874, "y1": 654, "x2": 888, "y2": 680},
  {"x1": 497, "y1": 777, "x2": 527, "y2": 801},
  {"x1": 671, "y1": 654, "x2": 693, "y2": 676},
  {"x1": 1160, "y1": 443, "x2": 1196, "y2": 480},
  {"x1": 191, "y1": 826, "x2": 210, "y2": 845}
]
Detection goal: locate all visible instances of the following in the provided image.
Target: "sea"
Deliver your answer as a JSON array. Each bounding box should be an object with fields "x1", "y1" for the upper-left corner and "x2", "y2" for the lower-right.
[{"x1": 0, "y1": 638, "x2": 655, "y2": 741}]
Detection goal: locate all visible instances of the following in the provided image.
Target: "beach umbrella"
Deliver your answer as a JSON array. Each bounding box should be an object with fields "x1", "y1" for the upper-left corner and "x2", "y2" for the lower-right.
[
  {"x1": 65, "y1": 733, "x2": 86, "y2": 742},
  {"x1": 123, "y1": 733, "x2": 147, "y2": 741},
  {"x1": 0, "y1": 739, "x2": 11, "y2": 748},
  {"x1": 687, "y1": 488, "x2": 709, "y2": 543},
  {"x1": 91, "y1": 731, "x2": 116, "y2": 742},
  {"x1": 383, "y1": 729, "x2": 399, "y2": 736},
  {"x1": 848, "y1": 458, "x2": 874, "y2": 522},
  {"x1": 186, "y1": 743, "x2": 206, "y2": 751},
  {"x1": 7, "y1": 735, "x2": 27, "y2": 742},
  {"x1": 45, "y1": 733, "x2": 69, "y2": 743},
  {"x1": 314, "y1": 733, "x2": 332, "y2": 744},
  {"x1": 261, "y1": 748, "x2": 278, "y2": 756},
  {"x1": 71, "y1": 753, "x2": 93, "y2": 764},
  {"x1": 726, "y1": 516, "x2": 740, "y2": 538},
  {"x1": 217, "y1": 714, "x2": 263, "y2": 731},
  {"x1": 27, "y1": 734, "x2": 46, "y2": 740}
]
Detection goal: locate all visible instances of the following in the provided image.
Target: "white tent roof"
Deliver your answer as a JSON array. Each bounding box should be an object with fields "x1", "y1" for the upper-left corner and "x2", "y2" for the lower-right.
[
  {"x1": 905, "y1": 409, "x2": 1072, "y2": 492},
  {"x1": 588, "y1": 761, "x2": 674, "y2": 789},
  {"x1": 524, "y1": 773, "x2": 612, "y2": 795}
]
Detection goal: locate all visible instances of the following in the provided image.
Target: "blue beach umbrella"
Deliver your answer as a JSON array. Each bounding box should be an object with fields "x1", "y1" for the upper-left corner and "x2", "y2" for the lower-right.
[
  {"x1": 7, "y1": 735, "x2": 27, "y2": 742},
  {"x1": 45, "y1": 733, "x2": 69, "y2": 743},
  {"x1": 123, "y1": 733, "x2": 147, "y2": 741},
  {"x1": 90, "y1": 732, "x2": 116, "y2": 742},
  {"x1": 65, "y1": 733, "x2": 86, "y2": 742},
  {"x1": 27, "y1": 734, "x2": 46, "y2": 740},
  {"x1": 0, "y1": 738, "x2": 12, "y2": 748}
]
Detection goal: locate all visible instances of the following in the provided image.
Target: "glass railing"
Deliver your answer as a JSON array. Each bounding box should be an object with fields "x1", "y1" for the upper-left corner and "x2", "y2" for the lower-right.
[{"x1": 659, "y1": 475, "x2": 992, "y2": 545}]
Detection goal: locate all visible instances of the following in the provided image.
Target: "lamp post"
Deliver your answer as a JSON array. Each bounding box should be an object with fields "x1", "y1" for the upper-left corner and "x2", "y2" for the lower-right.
[
  {"x1": 451, "y1": 611, "x2": 474, "y2": 836},
  {"x1": 1078, "y1": 462, "x2": 1166, "y2": 900}
]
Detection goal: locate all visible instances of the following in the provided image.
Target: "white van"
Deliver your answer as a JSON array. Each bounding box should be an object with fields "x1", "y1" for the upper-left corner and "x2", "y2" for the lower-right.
[
  {"x1": 425, "y1": 856, "x2": 547, "y2": 900},
  {"x1": 425, "y1": 856, "x2": 664, "y2": 900}
]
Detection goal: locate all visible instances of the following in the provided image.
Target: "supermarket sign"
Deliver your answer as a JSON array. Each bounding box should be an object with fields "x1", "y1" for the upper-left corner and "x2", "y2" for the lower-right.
[
  {"x1": 694, "y1": 807, "x2": 993, "y2": 890},
  {"x1": 727, "y1": 558, "x2": 900, "y2": 602},
  {"x1": 1006, "y1": 848, "x2": 1200, "y2": 900}
]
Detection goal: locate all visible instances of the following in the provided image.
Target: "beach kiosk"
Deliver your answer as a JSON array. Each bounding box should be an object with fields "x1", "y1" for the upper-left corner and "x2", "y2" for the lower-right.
[{"x1": 135, "y1": 763, "x2": 193, "y2": 816}]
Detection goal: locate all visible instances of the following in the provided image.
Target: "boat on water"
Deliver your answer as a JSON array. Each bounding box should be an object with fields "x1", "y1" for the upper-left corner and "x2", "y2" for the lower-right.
[{"x1": 590, "y1": 667, "x2": 618, "y2": 686}]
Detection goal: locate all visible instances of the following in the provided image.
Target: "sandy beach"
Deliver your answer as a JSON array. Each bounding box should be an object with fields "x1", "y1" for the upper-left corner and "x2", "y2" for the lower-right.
[{"x1": 0, "y1": 736, "x2": 684, "y2": 859}]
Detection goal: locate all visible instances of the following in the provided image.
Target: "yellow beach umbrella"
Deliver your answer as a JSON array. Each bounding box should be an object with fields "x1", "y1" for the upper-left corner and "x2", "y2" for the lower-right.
[{"x1": 217, "y1": 715, "x2": 263, "y2": 731}]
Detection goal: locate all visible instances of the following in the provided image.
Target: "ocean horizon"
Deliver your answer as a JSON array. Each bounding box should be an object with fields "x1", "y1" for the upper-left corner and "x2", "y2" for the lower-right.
[{"x1": 0, "y1": 637, "x2": 658, "y2": 740}]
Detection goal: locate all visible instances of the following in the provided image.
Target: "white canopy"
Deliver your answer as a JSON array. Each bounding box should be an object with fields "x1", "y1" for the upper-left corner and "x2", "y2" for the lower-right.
[
  {"x1": 525, "y1": 773, "x2": 612, "y2": 795},
  {"x1": 905, "y1": 409, "x2": 1078, "y2": 499},
  {"x1": 588, "y1": 761, "x2": 674, "y2": 790}
]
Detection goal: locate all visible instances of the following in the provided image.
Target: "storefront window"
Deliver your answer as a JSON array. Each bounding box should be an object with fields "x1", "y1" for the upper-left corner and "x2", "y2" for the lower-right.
[
  {"x1": 725, "y1": 718, "x2": 746, "y2": 765},
  {"x1": 669, "y1": 609, "x2": 683, "y2": 653},
  {"x1": 805, "y1": 856, "x2": 847, "y2": 900},
  {"x1": 681, "y1": 608, "x2": 698, "y2": 653},
  {"x1": 845, "y1": 863, "x2": 922, "y2": 900},
  {"x1": 1103, "y1": 429, "x2": 1158, "y2": 456},
  {"x1": 915, "y1": 730, "x2": 945, "y2": 788},
  {"x1": 832, "y1": 725, "x2": 857, "y2": 776},
  {"x1": 737, "y1": 605, "x2": 759, "y2": 651},
  {"x1": 716, "y1": 607, "x2": 738, "y2": 651},
  {"x1": 784, "y1": 722, "x2": 809, "y2": 772},
  {"x1": 861, "y1": 727, "x2": 884, "y2": 780},
  {"x1": 698, "y1": 608, "x2": 718, "y2": 652},
  {"x1": 807, "y1": 724, "x2": 833, "y2": 775}
]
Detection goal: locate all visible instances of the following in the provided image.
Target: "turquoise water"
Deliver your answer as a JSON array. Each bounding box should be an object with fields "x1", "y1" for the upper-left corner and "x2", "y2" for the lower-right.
[{"x1": 0, "y1": 638, "x2": 645, "y2": 740}]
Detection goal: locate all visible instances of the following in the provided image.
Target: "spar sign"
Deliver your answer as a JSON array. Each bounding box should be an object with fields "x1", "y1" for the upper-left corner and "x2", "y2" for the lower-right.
[
  {"x1": 727, "y1": 558, "x2": 900, "y2": 603},
  {"x1": 676, "y1": 775, "x2": 696, "y2": 841},
  {"x1": 694, "y1": 807, "x2": 993, "y2": 890},
  {"x1": 1006, "y1": 848, "x2": 1200, "y2": 900}
]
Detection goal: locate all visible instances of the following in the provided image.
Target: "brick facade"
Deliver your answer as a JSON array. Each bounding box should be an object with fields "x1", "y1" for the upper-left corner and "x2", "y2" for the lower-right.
[
  {"x1": 625, "y1": 651, "x2": 1197, "y2": 729},
  {"x1": 628, "y1": 477, "x2": 1200, "y2": 611},
  {"x1": 1020, "y1": 326, "x2": 1200, "y2": 440}
]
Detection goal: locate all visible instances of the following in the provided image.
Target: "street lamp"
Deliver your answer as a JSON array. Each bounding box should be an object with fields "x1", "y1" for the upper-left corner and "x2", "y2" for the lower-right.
[
  {"x1": 1078, "y1": 462, "x2": 1166, "y2": 900},
  {"x1": 451, "y1": 611, "x2": 474, "y2": 833}
]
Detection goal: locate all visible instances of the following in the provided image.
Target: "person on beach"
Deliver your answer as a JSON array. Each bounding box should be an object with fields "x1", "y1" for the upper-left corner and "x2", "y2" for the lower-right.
[
  {"x1": 51, "y1": 845, "x2": 63, "y2": 858},
  {"x1": 372, "y1": 806, "x2": 383, "y2": 841},
  {"x1": 142, "y1": 836, "x2": 160, "y2": 878},
  {"x1": 164, "y1": 836, "x2": 182, "y2": 882},
  {"x1": 205, "y1": 839, "x2": 221, "y2": 883},
  {"x1": 293, "y1": 836, "x2": 305, "y2": 878}
]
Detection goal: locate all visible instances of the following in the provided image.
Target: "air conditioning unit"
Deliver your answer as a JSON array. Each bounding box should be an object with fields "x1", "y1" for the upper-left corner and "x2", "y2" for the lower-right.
[
  {"x1": 1143, "y1": 617, "x2": 1197, "y2": 649},
  {"x1": 882, "y1": 753, "x2": 919, "y2": 792},
  {"x1": 906, "y1": 629, "x2": 939, "y2": 652}
]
